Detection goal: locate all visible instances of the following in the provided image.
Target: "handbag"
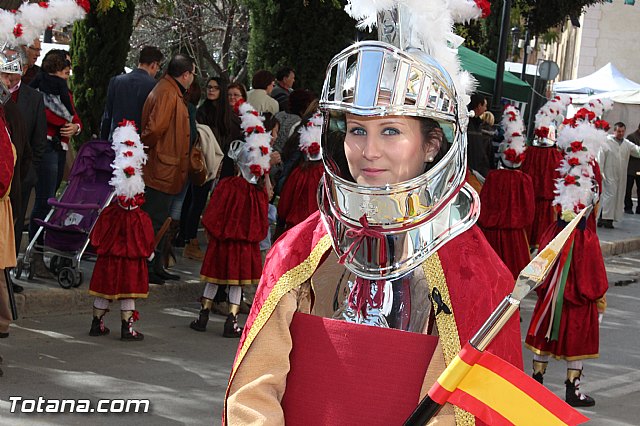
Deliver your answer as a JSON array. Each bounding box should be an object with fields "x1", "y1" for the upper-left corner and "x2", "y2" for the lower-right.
[{"x1": 189, "y1": 136, "x2": 208, "y2": 186}]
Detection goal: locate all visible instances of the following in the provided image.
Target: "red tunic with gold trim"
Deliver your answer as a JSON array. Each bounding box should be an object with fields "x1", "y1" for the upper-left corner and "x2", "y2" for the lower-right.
[
  {"x1": 478, "y1": 168, "x2": 535, "y2": 279},
  {"x1": 88, "y1": 203, "x2": 155, "y2": 300},
  {"x1": 525, "y1": 162, "x2": 607, "y2": 360},
  {"x1": 224, "y1": 211, "x2": 523, "y2": 426},
  {"x1": 201, "y1": 176, "x2": 268, "y2": 285},
  {"x1": 276, "y1": 161, "x2": 323, "y2": 231},
  {"x1": 520, "y1": 146, "x2": 563, "y2": 248}
]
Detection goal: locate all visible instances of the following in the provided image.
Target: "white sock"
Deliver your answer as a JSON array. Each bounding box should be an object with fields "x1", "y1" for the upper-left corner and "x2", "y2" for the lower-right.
[
  {"x1": 120, "y1": 299, "x2": 135, "y2": 311},
  {"x1": 93, "y1": 297, "x2": 110, "y2": 310},
  {"x1": 203, "y1": 283, "x2": 218, "y2": 300},
  {"x1": 228, "y1": 286, "x2": 242, "y2": 305}
]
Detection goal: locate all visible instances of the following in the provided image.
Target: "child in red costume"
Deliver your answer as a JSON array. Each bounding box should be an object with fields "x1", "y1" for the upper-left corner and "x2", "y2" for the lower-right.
[
  {"x1": 526, "y1": 101, "x2": 611, "y2": 407},
  {"x1": 190, "y1": 101, "x2": 270, "y2": 338},
  {"x1": 521, "y1": 95, "x2": 571, "y2": 249},
  {"x1": 88, "y1": 121, "x2": 155, "y2": 341},
  {"x1": 478, "y1": 105, "x2": 534, "y2": 279},
  {"x1": 276, "y1": 110, "x2": 324, "y2": 236}
]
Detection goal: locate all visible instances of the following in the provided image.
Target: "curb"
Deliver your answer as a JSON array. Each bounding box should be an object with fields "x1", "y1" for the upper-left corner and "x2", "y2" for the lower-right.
[
  {"x1": 14, "y1": 281, "x2": 204, "y2": 319},
  {"x1": 12, "y1": 236, "x2": 640, "y2": 320},
  {"x1": 600, "y1": 237, "x2": 640, "y2": 257}
]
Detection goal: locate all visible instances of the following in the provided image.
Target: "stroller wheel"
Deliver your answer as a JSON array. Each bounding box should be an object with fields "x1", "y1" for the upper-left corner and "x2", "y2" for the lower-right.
[
  {"x1": 73, "y1": 271, "x2": 83, "y2": 288},
  {"x1": 58, "y1": 267, "x2": 76, "y2": 289},
  {"x1": 14, "y1": 258, "x2": 24, "y2": 280}
]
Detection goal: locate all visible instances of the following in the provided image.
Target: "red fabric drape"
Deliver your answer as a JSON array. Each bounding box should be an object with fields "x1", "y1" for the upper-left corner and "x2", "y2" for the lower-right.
[
  {"x1": 525, "y1": 162, "x2": 607, "y2": 359},
  {"x1": 202, "y1": 176, "x2": 268, "y2": 243},
  {"x1": 0, "y1": 110, "x2": 14, "y2": 198},
  {"x1": 521, "y1": 146, "x2": 563, "y2": 246},
  {"x1": 89, "y1": 204, "x2": 155, "y2": 299},
  {"x1": 200, "y1": 176, "x2": 269, "y2": 284},
  {"x1": 277, "y1": 161, "x2": 323, "y2": 230},
  {"x1": 478, "y1": 169, "x2": 534, "y2": 278}
]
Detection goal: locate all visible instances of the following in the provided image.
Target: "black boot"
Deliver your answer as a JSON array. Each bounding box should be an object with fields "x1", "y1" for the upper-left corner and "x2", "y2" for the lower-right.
[
  {"x1": 89, "y1": 308, "x2": 110, "y2": 337},
  {"x1": 565, "y1": 369, "x2": 595, "y2": 407},
  {"x1": 532, "y1": 360, "x2": 547, "y2": 384},
  {"x1": 223, "y1": 313, "x2": 242, "y2": 338},
  {"x1": 163, "y1": 219, "x2": 180, "y2": 269},
  {"x1": 190, "y1": 298, "x2": 213, "y2": 332},
  {"x1": 121, "y1": 310, "x2": 144, "y2": 341}
]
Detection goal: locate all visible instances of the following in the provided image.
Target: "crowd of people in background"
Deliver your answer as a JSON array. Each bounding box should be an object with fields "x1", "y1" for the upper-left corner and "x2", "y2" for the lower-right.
[
  {"x1": 1, "y1": 41, "x2": 325, "y2": 340},
  {"x1": 1, "y1": 41, "x2": 638, "y2": 346}
]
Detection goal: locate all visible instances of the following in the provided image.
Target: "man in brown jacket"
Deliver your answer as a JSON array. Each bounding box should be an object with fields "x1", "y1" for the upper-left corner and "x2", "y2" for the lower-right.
[{"x1": 141, "y1": 54, "x2": 195, "y2": 284}]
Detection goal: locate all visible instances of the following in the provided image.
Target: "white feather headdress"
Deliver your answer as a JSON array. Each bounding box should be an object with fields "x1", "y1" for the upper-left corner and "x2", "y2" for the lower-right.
[
  {"x1": 232, "y1": 100, "x2": 272, "y2": 184},
  {"x1": 345, "y1": 0, "x2": 490, "y2": 101},
  {"x1": 553, "y1": 99, "x2": 613, "y2": 220},
  {"x1": 498, "y1": 105, "x2": 527, "y2": 168},
  {"x1": 0, "y1": 1, "x2": 89, "y2": 46},
  {"x1": 110, "y1": 120, "x2": 147, "y2": 208},
  {"x1": 298, "y1": 111, "x2": 323, "y2": 161},
  {"x1": 534, "y1": 94, "x2": 572, "y2": 139}
]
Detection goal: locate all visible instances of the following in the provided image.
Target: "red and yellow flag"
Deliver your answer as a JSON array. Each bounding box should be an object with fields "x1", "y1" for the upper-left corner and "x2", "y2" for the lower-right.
[{"x1": 429, "y1": 344, "x2": 589, "y2": 425}]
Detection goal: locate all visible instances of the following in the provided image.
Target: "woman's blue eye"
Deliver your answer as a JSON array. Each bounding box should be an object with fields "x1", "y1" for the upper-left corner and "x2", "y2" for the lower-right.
[
  {"x1": 349, "y1": 127, "x2": 366, "y2": 136},
  {"x1": 382, "y1": 127, "x2": 400, "y2": 136}
]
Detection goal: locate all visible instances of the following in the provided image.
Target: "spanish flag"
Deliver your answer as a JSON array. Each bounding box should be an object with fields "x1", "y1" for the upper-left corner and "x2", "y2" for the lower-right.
[{"x1": 429, "y1": 343, "x2": 589, "y2": 425}]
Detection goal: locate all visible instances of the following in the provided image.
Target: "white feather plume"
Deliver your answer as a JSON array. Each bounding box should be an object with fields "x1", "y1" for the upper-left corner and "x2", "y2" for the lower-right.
[
  {"x1": 498, "y1": 105, "x2": 527, "y2": 167},
  {"x1": 553, "y1": 100, "x2": 611, "y2": 216},
  {"x1": 110, "y1": 122, "x2": 147, "y2": 201},
  {"x1": 534, "y1": 94, "x2": 572, "y2": 137},
  {"x1": 1, "y1": 0, "x2": 88, "y2": 46},
  {"x1": 237, "y1": 101, "x2": 272, "y2": 179},
  {"x1": 298, "y1": 111, "x2": 323, "y2": 161},
  {"x1": 344, "y1": 0, "x2": 483, "y2": 100}
]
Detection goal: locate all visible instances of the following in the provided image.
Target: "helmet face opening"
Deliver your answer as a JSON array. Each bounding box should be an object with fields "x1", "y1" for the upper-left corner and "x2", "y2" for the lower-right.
[{"x1": 317, "y1": 41, "x2": 479, "y2": 280}]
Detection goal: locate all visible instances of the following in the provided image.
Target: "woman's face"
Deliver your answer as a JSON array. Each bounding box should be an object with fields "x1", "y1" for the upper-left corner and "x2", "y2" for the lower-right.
[
  {"x1": 344, "y1": 114, "x2": 440, "y2": 186},
  {"x1": 53, "y1": 67, "x2": 71, "y2": 80},
  {"x1": 228, "y1": 88, "x2": 243, "y2": 106},
  {"x1": 206, "y1": 80, "x2": 220, "y2": 101}
]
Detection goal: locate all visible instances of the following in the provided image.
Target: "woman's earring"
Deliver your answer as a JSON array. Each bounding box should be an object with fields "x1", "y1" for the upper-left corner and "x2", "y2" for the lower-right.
[{"x1": 427, "y1": 156, "x2": 434, "y2": 162}]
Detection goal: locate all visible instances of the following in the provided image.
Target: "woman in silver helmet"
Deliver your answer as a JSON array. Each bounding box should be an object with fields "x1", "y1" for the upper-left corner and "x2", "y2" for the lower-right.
[{"x1": 222, "y1": 36, "x2": 523, "y2": 424}]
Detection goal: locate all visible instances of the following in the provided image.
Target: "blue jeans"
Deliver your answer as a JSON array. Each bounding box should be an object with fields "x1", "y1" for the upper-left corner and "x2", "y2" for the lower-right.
[{"x1": 29, "y1": 144, "x2": 66, "y2": 241}]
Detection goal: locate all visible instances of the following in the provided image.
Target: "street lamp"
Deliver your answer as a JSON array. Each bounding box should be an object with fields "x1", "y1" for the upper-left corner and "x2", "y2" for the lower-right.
[{"x1": 510, "y1": 26, "x2": 521, "y2": 61}]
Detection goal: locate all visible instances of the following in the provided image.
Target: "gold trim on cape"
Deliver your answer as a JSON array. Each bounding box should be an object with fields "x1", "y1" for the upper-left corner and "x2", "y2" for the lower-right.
[{"x1": 422, "y1": 253, "x2": 475, "y2": 426}]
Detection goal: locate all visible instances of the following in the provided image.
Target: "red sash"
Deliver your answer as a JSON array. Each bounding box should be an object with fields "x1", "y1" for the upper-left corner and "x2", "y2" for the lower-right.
[{"x1": 282, "y1": 312, "x2": 438, "y2": 425}]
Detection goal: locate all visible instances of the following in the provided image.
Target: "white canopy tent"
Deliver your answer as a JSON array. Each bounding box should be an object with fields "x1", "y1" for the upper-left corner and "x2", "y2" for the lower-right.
[
  {"x1": 567, "y1": 90, "x2": 640, "y2": 129},
  {"x1": 553, "y1": 63, "x2": 640, "y2": 95}
]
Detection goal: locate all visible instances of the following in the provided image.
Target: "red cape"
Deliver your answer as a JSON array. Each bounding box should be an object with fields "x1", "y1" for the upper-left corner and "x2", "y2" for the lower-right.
[
  {"x1": 277, "y1": 161, "x2": 323, "y2": 230},
  {"x1": 520, "y1": 146, "x2": 563, "y2": 247},
  {"x1": 225, "y1": 212, "x2": 523, "y2": 424},
  {"x1": 478, "y1": 168, "x2": 535, "y2": 278},
  {"x1": 525, "y1": 161, "x2": 607, "y2": 359},
  {"x1": 88, "y1": 204, "x2": 155, "y2": 299},
  {"x1": 202, "y1": 176, "x2": 268, "y2": 243}
]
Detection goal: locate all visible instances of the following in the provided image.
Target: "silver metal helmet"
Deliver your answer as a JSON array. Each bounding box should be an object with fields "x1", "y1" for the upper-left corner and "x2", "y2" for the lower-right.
[
  {"x1": 317, "y1": 10, "x2": 479, "y2": 281},
  {"x1": 0, "y1": 46, "x2": 24, "y2": 105}
]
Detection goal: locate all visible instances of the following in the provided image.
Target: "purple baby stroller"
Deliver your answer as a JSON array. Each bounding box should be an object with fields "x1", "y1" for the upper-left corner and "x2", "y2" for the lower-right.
[{"x1": 16, "y1": 140, "x2": 116, "y2": 288}]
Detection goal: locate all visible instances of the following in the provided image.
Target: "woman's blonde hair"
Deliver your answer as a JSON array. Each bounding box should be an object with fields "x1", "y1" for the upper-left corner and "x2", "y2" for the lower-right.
[{"x1": 480, "y1": 111, "x2": 495, "y2": 126}]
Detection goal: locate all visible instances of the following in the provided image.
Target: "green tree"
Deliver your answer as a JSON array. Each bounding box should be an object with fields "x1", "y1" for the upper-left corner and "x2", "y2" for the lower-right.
[
  {"x1": 243, "y1": 0, "x2": 356, "y2": 93},
  {"x1": 461, "y1": 0, "x2": 606, "y2": 61},
  {"x1": 70, "y1": 0, "x2": 135, "y2": 142}
]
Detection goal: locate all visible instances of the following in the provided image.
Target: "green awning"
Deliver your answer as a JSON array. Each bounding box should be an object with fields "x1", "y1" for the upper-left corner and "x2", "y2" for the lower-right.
[{"x1": 457, "y1": 46, "x2": 531, "y2": 103}]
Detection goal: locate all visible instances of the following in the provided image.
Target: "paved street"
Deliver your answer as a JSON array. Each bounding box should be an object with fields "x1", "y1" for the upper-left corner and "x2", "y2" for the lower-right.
[{"x1": 1, "y1": 247, "x2": 640, "y2": 425}]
